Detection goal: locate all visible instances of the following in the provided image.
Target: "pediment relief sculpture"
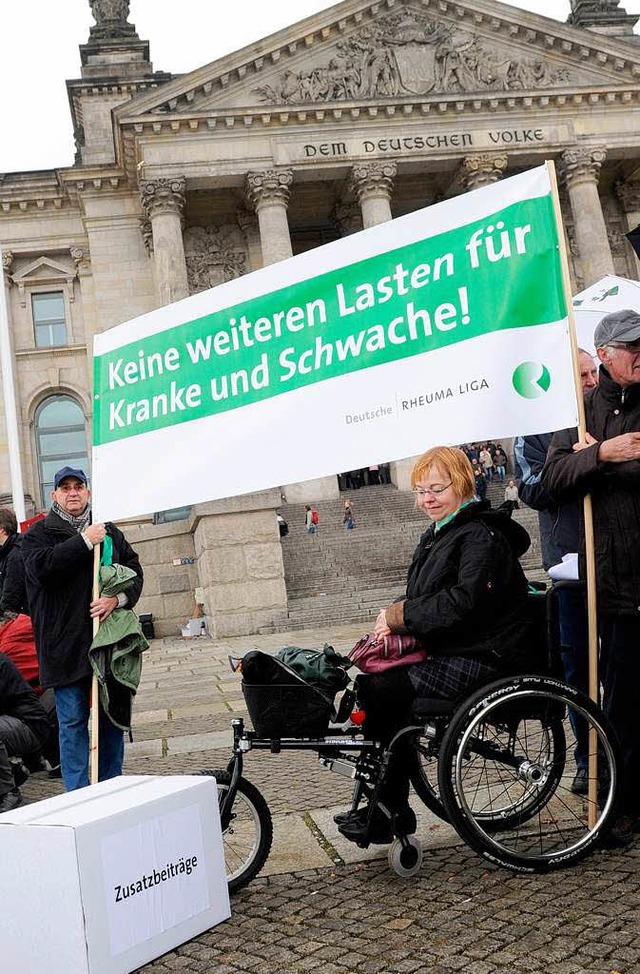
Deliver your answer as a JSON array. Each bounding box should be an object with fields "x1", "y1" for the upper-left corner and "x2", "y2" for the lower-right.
[
  {"x1": 184, "y1": 225, "x2": 247, "y2": 295},
  {"x1": 253, "y1": 12, "x2": 577, "y2": 104}
]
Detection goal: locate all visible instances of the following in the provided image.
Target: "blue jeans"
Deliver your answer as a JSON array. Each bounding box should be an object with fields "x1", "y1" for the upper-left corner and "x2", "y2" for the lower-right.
[{"x1": 54, "y1": 679, "x2": 124, "y2": 791}]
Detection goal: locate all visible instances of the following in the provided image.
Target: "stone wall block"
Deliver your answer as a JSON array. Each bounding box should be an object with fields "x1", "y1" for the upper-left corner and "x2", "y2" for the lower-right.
[
  {"x1": 158, "y1": 571, "x2": 191, "y2": 595},
  {"x1": 161, "y1": 591, "x2": 195, "y2": 624},
  {"x1": 197, "y1": 547, "x2": 246, "y2": 586},
  {"x1": 206, "y1": 577, "x2": 286, "y2": 612},
  {"x1": 195, "y1": 510, "x2": 275, "y2": 549},
  {"x1": 245, "y1": 543, "x2": 284, "y2": 579}
]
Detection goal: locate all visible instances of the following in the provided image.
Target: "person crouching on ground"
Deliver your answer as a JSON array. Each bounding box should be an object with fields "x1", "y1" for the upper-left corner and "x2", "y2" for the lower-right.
[
  {"x1": 336, "y1": 446, "x2": 532, "y2": 844},
  {"x1": 22, "y1": 467, "x2": 143, "y2": 791}
]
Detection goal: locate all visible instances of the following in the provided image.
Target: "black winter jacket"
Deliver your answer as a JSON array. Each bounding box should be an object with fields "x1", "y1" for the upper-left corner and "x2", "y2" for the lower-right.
[
  {"x1": 0, "y1": 533, "x2": 29, "y2": 616},
  {"x1": 0, "y1": 652, "x2": 49, "y2": 743},
  {"x1": 514, "y1": 434, "x2": 582, "y2": 571},
  {"x1": 542, "y1": 367, "x2": 640, "y2": 616},
  {"x1": 396, "y1": 502, "x2": 531, "y2": 665},
  {"x1": 22, "y1": 511, "x2": 143, "y2": 689}
]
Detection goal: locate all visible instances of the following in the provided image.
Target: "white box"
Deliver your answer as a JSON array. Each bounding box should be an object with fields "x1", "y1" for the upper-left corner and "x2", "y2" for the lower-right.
[{"x1": 0, "y1": 775, "x2": 230, "y2": 974}]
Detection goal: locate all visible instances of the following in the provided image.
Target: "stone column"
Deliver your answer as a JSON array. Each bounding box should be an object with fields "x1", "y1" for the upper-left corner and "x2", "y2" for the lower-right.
[
  {"x1": 140, "y1": 176, "x2": 189, "y2": 306},
  {"x1": 350, "y1": 162, "x2": 397, "y2": 228},
  {"x1": 460, "y1": 153, "x2": 508, "y2": 192},
  {"x1": 245, "y1": 169, "x2": 293, "y2": 265},
  {"x1": 615, "y1": 179, "x2": 640, "y2": 280},
  {"x1": 559, "y1": 147, "x2": 614, "y2": 287}
]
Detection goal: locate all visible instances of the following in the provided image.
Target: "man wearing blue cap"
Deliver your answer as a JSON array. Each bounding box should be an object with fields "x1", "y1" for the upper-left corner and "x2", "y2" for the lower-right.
[
  {"x1": 543, "y1": 309, "x2": 640, "y2": 847},
  {"x1": 22, "y1": 466, "x2": 143, "y2": 790}
]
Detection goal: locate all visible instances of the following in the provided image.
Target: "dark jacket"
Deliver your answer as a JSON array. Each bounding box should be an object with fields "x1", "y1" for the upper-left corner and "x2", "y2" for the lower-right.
[
  {"x1": 0, "y1": 533, "x2": 29, "y2": 616},
  {"x1": 542, "y1": 367, "x2": 640, "y2": 615},
  {"x1": 387, "y1": 502, "x2": 531, "y2": 665},
  {"x1": 22, "y1": 511, "x2": 143, "y2": 689},
  {"x1": 0, "y1": 652, "x2": 49, "y2": 744},
  {"x1": 514, "y1": 434, "x2": 582, "y2": 571}
]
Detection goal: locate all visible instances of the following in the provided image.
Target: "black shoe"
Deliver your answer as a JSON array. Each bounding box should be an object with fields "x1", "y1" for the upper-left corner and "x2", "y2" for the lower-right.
[
  {"x1": 338, "y1": 805, "x2": 417, "y2": 845},
  {"x1": 333, "y1": 808, "x2": 363, "y2": 827},
  {"x1": 10, "y1": 760, "x2": 30, "y2": 788},
  {"x1": 0, "y1": 788, "x2": 23, "y2": 813},
  {"x1": 603, "y1": 814, "x2": 635, "y2": 848},
  {"x1": 47, "y1": 763, "x2": 62, "y2": 779},
  {"x1": 571, "y1": 767, "x2": 589, "y2": 795}
]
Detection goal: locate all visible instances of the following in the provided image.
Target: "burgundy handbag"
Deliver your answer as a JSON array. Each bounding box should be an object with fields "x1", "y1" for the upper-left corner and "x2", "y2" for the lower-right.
[{"x1": 349, "y1": 632, "x2": 427, "y2": 674}]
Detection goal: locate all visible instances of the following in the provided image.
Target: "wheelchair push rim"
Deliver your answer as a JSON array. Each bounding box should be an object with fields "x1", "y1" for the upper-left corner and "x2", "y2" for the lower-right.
[{"x1": 437, "y1": 676, "x2": 621, "y2": 872}]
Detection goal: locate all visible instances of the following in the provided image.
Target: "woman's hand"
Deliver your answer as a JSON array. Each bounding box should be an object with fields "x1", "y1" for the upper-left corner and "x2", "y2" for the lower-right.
[{"x1": 373, "y1": 608, "x2": 392, "y2": 640}]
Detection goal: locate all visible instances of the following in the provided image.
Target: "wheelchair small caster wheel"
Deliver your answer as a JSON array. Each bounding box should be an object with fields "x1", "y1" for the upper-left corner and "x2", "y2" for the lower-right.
[{"x1": 388, "y1": 835, "x2": 422, "y2": 877}]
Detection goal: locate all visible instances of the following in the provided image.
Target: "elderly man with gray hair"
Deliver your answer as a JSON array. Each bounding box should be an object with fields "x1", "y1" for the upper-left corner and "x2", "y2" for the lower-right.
[{"x1": 543, "y1": 308, "x2": 640, "y2": 847}]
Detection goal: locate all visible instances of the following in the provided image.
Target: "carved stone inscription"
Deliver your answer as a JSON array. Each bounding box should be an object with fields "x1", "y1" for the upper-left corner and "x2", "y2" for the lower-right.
[
  {"x1": 274, "y1": 126, "x2": 572, "y2": 166},
  {"x1": 255, "y1": 12, "x2": 571, "y2": 104}
]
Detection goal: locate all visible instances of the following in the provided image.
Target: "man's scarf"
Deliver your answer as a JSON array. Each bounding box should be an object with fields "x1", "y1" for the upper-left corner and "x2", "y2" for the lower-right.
[{"x1": 52, "y1": 500, "x2": 91, "y2": 534}]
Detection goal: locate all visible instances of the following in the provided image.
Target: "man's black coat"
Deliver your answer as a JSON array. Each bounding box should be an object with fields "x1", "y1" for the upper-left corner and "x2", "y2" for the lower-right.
[
  {"x1": 543, "y1": 367, "x2": 640, "y2": 616},
  {"x1": 22, "y1": 511, "x2": 143, "y2": 688}
]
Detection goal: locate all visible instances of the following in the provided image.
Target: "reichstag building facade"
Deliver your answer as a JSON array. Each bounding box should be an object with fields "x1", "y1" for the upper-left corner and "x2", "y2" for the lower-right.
[{"x1": 1, "y1": 0, "x2": 639, "y2": 635}]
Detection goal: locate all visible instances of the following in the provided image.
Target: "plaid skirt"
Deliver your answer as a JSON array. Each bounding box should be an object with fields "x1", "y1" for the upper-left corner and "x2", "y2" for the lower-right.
[{"x1": 408, "y1": 655, "x2": 499, "y2": 701}]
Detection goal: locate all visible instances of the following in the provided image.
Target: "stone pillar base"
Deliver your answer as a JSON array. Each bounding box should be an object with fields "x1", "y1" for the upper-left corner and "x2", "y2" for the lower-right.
[
  {"x1": 193, "y1": 489, "x2": 288, "y2": 638},
  {"x1": 283, "y1": 475, "x2": 339, "y2": 503},
  {"x1": 390, "y1": 457, "x2": 419, "y2": 492}
]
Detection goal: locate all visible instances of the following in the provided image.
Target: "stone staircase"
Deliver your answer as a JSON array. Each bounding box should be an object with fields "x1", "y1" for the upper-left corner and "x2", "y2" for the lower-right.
[{"x1": 275, "y1": 481, "x2": 546, "y2": 632}]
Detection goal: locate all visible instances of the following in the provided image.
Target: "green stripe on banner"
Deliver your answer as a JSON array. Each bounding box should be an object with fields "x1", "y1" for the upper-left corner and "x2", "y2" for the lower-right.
[{"x1": 93, "y1": 193, "x2": 565, "y2": 446}]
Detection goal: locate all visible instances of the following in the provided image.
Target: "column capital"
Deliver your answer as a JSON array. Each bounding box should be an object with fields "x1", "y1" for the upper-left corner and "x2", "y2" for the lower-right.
[
  {"x1": 615, "y1": 178, "x2": 640, "y2": 214},
  {"x1": 559, "y1": 147, "x2": 607, "y2": 186},
  {"x1": 460, "y1": 153, "x2": 508, "y2": 192},
  {"x1": 140, "y1": 176, "x2": 187, "y2": 222},
  {"x1": 350, "y1": 162, "x2": 397, "y2": 205},
  {"x1": 245, "y1": 169, "x2": 293, "y2": 211}
]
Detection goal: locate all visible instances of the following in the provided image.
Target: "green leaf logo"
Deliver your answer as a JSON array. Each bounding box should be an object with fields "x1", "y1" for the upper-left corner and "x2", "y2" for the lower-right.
[{"x1": 512, "y1": 362, "x2": 552, "y2": 399}]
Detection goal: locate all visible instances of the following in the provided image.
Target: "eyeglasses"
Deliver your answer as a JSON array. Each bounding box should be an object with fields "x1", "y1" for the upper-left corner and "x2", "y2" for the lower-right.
[
  {"x1": 607, "y1": 340, "x2": 640, "y2": 351},
  {"x1": 412, "y1": 483, "x2": 452, "y2": 498}
]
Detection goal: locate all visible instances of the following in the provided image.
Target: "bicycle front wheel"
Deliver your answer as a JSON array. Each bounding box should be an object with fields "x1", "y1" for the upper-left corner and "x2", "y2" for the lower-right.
[{"x1": 198, "y1": 769, "x2": 273, "y2": 893}]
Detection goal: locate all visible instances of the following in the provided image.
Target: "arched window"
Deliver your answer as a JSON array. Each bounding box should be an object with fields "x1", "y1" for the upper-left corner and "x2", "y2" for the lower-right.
[{"x1": 35, "y1": 396, "x2": 88, "y2": 505}]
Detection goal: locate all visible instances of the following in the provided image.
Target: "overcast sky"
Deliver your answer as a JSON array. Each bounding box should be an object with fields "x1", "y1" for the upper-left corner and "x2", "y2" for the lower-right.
[{"x1": 1, "y1": 0, "x2": 639, "y2": 174}]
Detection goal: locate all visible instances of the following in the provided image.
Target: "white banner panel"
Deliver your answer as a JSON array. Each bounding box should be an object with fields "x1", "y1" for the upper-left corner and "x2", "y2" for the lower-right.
[{"x1": 92, "y1": 165, "x2": 577, "y2": 521}]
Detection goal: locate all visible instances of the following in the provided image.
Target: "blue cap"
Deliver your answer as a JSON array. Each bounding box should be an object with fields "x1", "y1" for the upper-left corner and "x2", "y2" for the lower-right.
[{"x1": 53, "y1": 466, "x2": 88, "y2": 490}]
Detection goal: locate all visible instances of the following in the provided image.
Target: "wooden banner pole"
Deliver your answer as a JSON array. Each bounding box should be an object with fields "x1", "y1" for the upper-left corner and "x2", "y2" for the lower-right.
[
  {"x1": 547, "y1": 160, "x2": 599, "y2": 827},
  {"x1": 89, "y1": 543, "x2": 101, "y2": 785}
]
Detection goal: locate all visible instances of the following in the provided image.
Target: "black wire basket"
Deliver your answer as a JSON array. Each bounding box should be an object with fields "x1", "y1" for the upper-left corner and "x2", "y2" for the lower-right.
[{"x1": 242, "y1": 682, "x2": 333, "y2": 738}]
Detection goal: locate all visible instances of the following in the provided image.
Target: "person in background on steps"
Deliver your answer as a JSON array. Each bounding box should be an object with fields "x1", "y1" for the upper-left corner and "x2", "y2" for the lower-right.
[
  {"x1": 335, "y1": 446, "x2": 532, "y2": 846},
  {"x1": 343, "y1": 499, "x2": 356, "y2": 531},
  {"x1": 304, "y1": 505, "x2": 317, "y2": 535},
  {"x1": 504, "y1": 479, "x2": 519, "y2": 512}
]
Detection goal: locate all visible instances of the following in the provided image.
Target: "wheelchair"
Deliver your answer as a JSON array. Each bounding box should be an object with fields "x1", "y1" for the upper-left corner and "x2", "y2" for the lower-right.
[{"x1": 200, "y1": 584, "x2": 621, "y2": 892}]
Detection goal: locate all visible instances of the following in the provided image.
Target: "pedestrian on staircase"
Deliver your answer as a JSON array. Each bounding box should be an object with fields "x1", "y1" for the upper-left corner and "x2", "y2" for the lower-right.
[{"x1": 343, "y1": 499, "x2": 356, "y2": 531}]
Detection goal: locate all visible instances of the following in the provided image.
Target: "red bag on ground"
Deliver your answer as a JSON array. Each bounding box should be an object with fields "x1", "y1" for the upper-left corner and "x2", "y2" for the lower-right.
[{"x1": 349, "y1": 632, "x2": 427, "y2": 674}]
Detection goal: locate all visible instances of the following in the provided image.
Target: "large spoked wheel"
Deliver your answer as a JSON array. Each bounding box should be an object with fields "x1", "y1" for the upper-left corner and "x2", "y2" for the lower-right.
[
  {"x1": 408, "y1": 726, "x2": 450, "y2": 823},
  {"x1": 198, "y1": 770, "x2": 273, "y2": 893},
  {"x1": 437, "y1": 676, "x2": 621, "y2": 873}
]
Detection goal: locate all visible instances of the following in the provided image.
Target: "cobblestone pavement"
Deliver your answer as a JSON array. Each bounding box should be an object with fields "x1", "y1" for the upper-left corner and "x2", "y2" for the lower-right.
[{"x1": 21, "y1": 629, "x2": 640, "y2": 974}]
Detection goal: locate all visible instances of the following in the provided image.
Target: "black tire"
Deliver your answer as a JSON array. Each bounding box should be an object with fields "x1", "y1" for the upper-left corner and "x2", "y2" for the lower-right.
[
  {"x1": 198, "y1": 770, "x2": 273, "y2": 893},
  {"x1": 437, "y1": 676, "x2": 621, "y2": 873}
]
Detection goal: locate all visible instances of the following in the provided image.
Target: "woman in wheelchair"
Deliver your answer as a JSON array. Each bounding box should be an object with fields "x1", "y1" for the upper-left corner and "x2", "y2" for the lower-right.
[{"x1": 336, "y1": 445, "x2": 534, "y2": 845}]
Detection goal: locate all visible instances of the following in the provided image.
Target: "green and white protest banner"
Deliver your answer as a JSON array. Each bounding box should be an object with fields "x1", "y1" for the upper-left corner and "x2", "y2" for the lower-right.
[{"x1": 92, "y1": 163, "x2": 576, "y2": 520}]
